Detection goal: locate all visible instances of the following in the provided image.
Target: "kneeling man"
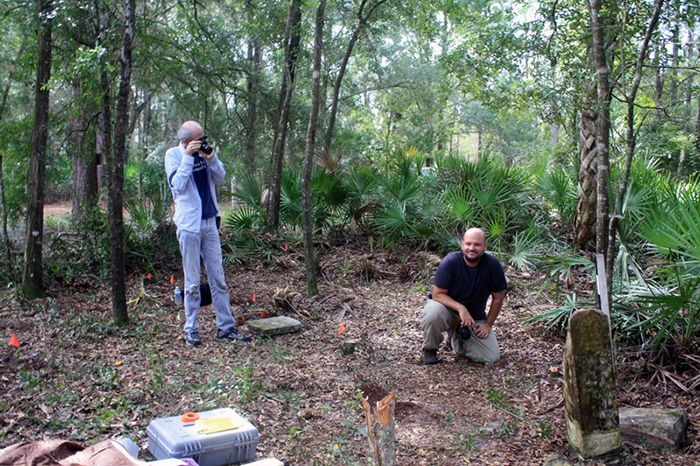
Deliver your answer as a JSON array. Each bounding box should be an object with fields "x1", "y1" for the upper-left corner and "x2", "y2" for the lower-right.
[{"x1": 421, "y1": 228, "x2": 507, "y2": 365}]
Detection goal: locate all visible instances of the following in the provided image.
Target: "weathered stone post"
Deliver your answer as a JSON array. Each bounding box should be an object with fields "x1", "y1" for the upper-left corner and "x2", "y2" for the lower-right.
[{"x1": 563, "y1": 308, "x2": 621, "y2": 458}]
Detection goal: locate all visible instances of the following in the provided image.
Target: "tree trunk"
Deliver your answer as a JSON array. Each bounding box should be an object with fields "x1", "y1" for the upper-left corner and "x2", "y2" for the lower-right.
[
  {"x1": 322, "y1": 0, "x2": 389, "y2": 163},
  {"x1": 22, "y1": 0, "x2": 54, "y2": 299},
  {"x1": 109, "y1": 0, "x2": 136, "y2": 326},
  {"x1": 244, "y1": 0, "x2": 262, "y2": 170},
  {"x1": 679, "y1": 31, "x2": 694, "y2": 176},
  {"x1": 302, "y1": 0, "x2": 325, "y2": 297},
  {"x1": 574, "y1": 85, "x2": 597, "y2": 253},
  {"x1": 71, "y1": 79, "x2": 99, "y2": 223},
  {"x1": 606, "y1": 0, "x2": 664, "y2": 276},
  {"x1": 653, "y1": 45, "x2": 664, "y2": 121},
  {"x1": 695, "y1": 98, "x2": 700, "y2": 155},
  {"x1": 267, "y1": 0, "x2": 301, "y2": 231},
  {"x1": 586, "y1": 0, "x2": 612, "y2": 299},
  {"x1": 0, "y1": 40, "x2": 27, "y2": 281},
  {"x1": 0, "y1": 154, "x2": 11, "y2": 280},
  {"x1": 361, "y1": 393, "x2": 396, "y2": 466},
  {"x1": 244, "y1": 40, "x2": 261, "y2": 169}
]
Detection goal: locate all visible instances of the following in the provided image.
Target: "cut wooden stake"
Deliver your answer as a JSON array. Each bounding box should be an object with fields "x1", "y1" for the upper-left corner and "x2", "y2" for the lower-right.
[{"x1": 361, "y1": 392, "x2": 396, "y2": 466}]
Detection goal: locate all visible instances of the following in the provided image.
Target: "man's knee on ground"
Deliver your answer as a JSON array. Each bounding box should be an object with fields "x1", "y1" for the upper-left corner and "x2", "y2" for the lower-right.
[{"x1": 473, "y1": 350, "x2": 500, "y2": 365}]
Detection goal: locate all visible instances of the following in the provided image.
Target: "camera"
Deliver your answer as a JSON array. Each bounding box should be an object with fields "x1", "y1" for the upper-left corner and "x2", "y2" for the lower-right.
[
  {"x1": 198, "y1": 135, "x2": 213, "y2": 155},
  {"x1": 458, "y1": 325, "x2": 471, "y2": 341}
]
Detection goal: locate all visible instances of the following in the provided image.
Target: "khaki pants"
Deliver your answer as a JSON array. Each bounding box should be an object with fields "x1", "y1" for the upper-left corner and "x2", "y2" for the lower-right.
[{"x1": 421, "y1": 299, "x2": 500, "y2": 364}]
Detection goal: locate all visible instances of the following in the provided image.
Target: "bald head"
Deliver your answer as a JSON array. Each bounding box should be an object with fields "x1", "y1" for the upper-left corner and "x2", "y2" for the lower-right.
[
  {"x1": 462, "y1": 228, "x2": 487, "y2": 266},
  {"x1": 464, "y1": 228, "x2": 486, "y2": 243},
  {"x1": 177, "y1": 121, "x2": 203, "y2": 142}
]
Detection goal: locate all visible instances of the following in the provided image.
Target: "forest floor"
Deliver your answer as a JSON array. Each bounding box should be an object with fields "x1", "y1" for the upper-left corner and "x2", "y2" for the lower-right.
[{"x1": 0, "y1": 205, "x2": 698, "y2": 465}]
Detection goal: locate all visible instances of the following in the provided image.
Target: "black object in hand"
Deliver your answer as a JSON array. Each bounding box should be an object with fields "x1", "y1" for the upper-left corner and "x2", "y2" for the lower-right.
[
  {"x1": 458, "y1": 325, "x2": 471, "y2": 341},
  {"x1": 198, "y1": 135, "x2": 213, "y2": 155}
]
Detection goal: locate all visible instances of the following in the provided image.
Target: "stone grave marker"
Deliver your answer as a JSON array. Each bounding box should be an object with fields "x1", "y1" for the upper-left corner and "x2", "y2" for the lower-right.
[{"x1": 563, "y1": 307, "x2": 622, "y2": 459}]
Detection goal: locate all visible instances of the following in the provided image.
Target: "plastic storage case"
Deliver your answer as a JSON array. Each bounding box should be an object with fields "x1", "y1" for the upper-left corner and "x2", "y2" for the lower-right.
[{"x1": 147, "y1": 408, "x2": 259, "y2": 466}]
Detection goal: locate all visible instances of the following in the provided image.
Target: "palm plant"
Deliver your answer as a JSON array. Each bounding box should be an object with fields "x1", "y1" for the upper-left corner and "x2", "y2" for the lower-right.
[
  {"x1": 222, "y1": 174, "x2": 274, "y2": 265},
  {"x1": 508, "y1": 227, "x2": 547, "y2": 272},
  {"x1": 524, "y1": 292, "x2": 584, "y2": 332},
  {"x1": 536, "y1": 166, "x2": 577, "y2": 234},
  {"x1": 279, "y1": 169, "x2": 303, "y2": 229},
  {"x1": 633, "y1": 179, "x2": 700, "y2": 360},
  {"x1": 436, "y1": 154, "x2": 537, "y2": 253},
  {"x1": 368, "y1": 149, "x2": 431, "y2": 246},
  {"x1": 232, "y1": 173, "x2": 266, "y2": 212},
  {"x1": 345, "y1": 164, "x2": 380, "y2": 230},
  {"x1": 311, "y1": 169, "x2": 352, "y2": 235}
]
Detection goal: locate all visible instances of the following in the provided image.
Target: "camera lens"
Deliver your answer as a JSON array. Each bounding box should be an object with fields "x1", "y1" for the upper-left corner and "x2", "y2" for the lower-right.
[
  {"x1": 199, "y1": 136, "x2": 213, "y2": 155},
  {"x1": 458, "y1": 325, "x2": 471, "y2": 341}
]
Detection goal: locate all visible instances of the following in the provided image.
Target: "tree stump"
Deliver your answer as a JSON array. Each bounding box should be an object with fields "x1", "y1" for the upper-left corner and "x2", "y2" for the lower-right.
[{"x1": 361, "y1": 392, "x2": 396, "y2": 466}]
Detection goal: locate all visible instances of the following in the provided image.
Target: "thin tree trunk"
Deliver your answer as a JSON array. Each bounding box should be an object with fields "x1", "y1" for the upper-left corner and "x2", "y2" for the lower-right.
[
  {"x1": 244, "y1": 0, "x2": 262, "y2": 169},
  {"x1": 22, "y1": 0, "x2": 54, "y2": 299},
  {"x1": 695, "y1": 99, "x2": 700, "y2": 155},
  {"x1": 244, "y1": 40, "x2": 261, "y2": 169},
  {"x1": 109, "y1": 0, "x2": 136, "y2": 326},
  {"x1": 302, "y1": 0, "x2": 325, "y2": 297},
  {"x1": 322, "y1": 0, "x2": 389, "y2": 162},
  {"x1": 0, "y1": 154, "x2": 11, "y2": 280},
  {"x1": 0, "y1": 40, "x2": 27, "y2": 280},
  {"x1": 653, "y1": 45, "x2": 664, "y2": 120},
  {"x1": 71, "y1": 78, "x2": 99, "y2": 223},
  {"x1": 267, "y1": 0, "x2": 301, "y2": 231},
  {"x1": 679, "y1": 31, "x2": 694, "y2": 176},
  {"x1": 587, "y1": 0, "x2": 612, "y2": 300},
  {"x1": 606, "y1": 0, "x2": 664, "y2": 276}
]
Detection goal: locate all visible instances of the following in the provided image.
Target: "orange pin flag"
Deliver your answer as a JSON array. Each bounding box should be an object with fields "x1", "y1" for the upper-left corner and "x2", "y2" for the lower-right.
[
  {"x1": 170, "y1": 275, "x2": 175, "y2": 285},
  {"x1": 147, "y1": 272, "x2": 152, "y2": 280},
  {"x1": 338, "y1": 322, "x2": 345, "y2": 334},
  {"x1": 284, "y1": 243, "x2": 289, "y2": 251},
  {"x1": 9, "y1": 333, "x2": 20, "y2": 347},
  {"x1": 252, "y1": 292, "x2": 257, "y2": 303}
]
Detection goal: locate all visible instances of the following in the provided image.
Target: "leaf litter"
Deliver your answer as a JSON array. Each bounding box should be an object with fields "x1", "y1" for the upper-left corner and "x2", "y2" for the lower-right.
[{"x1": 0, "y1": 238, "x2": 697, "y2": 465}]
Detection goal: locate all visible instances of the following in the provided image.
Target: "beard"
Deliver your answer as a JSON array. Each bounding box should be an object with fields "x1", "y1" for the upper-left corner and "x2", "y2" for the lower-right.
[{"x1": 463, "y1": 250, "x2": 482, "y2": 265}]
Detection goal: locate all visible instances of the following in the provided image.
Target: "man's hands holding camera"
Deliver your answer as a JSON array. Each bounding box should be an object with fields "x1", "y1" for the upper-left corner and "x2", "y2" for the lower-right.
[
  {"x1": 457, "y1": 307, "x2": 491, "y2": 339},
  {"x1": 471, "y1": 322, "x2": 491, "y2": 339},
  {"x1": 184, "y1": 136, "x2": 214, "y2": 160},
  {"x1": 457, "y1": 307, "x2": 475, "y2": 328}
]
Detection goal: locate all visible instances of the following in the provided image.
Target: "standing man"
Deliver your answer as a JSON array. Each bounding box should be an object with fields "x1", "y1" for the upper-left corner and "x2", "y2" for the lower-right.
[
  {"x1": 421, "y1": 228, "x2": 507, "y2": 365},
  {"x1": 165, "y1": 120, "x2": 248, "y2": 346}
]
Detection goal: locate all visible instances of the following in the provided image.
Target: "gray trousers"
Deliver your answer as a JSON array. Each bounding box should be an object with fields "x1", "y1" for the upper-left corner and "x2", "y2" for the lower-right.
[
  {"x1": 177, "y1": 217, "x2": 236, "y2": 334},
  {"x1": 421, "y1": 299, "x2": 500, "y2": 364}
]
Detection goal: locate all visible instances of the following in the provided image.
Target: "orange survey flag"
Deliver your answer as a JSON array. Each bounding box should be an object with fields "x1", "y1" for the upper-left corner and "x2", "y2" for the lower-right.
[
  {"x1": 338, "y1": 322, "x2": 346, "y2": 334},
  {"x1": 9, "y1": 333, "x2": 20, "y2": 347}
]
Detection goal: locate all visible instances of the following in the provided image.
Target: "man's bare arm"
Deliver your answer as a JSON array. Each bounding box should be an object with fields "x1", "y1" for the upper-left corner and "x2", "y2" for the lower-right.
[{"x1": 431, "y1": 285, "x2": 475, "y2": 327}]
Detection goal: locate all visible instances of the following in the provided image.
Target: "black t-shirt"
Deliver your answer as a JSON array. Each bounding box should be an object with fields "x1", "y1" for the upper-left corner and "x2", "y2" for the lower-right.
[
  {"x1": 433, "y1": 251, "x2": 507, "y2": 321},
  {"x1": 192, "y1": 153, "x2": 218, "y2": 220}
]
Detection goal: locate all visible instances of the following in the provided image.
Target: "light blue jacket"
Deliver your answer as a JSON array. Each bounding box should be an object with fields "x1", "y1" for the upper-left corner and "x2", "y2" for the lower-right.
[{"x1": 164, "y1": 143, "x2": 226, "y2": 233}]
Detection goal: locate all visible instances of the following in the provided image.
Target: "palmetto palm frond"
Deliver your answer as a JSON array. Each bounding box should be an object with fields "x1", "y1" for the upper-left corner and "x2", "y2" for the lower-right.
[
  {"x1": 508, "y1": 228, "x2": 545, "y2": 272},
  {"x1": 233, "y1": 173, "x2": 265, "y2": 209}
]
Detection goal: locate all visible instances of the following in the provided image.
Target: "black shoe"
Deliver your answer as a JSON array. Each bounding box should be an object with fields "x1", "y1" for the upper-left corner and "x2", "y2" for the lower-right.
[
  {"x1": 423, "y1": 349, "x2": 440, "y2": 365},
  {"x1": 185, "y1": 332, "x2": 201, "y2": 346},
  {"x1": 216, "y1": 327, "x2": 252, "y2": 343}
]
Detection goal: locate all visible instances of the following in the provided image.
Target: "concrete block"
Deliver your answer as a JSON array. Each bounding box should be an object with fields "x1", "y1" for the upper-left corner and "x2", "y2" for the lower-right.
[
  {"x1": 619, "y1": 407, "x2": 688, "y2": 451},
  {"x1": 246, "y1": 315, "x2": 302, "y2": 336}
]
